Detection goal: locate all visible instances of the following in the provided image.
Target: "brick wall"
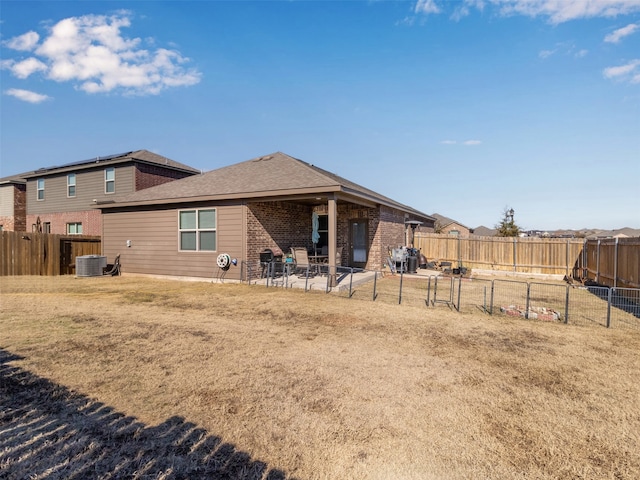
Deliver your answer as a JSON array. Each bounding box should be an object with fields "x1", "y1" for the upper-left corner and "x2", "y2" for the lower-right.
[
  {"x1": 135, "y1": 163, "x2": 197, "y2": 191},
  {"x1": 245, "y1": 201, "x2": 421, "y2": 270},
  {"x1": 324, "y1": 203, "x2": 406, "y2": 270},
  {"x1": 247, "y1": 201, "x2": 312, "y2": 261},
  {"x1": 14, "y1": 184, "x2": 26, "y2": 231},
  {"x1": 336, "y1": 204, "x2": 375, "y2": 268},
  {"x1": 377, "y1": 206, "x2": 408, "y2": 268},
  {"x1": 442, "y1": 222, "x2": 471, "y2": 237},
  {"x1": 26, "y1": 210, "x2": 102, "y2": 235},
  {"x1": 0, "y1": 216, "x2": 15, "y2": 231}
]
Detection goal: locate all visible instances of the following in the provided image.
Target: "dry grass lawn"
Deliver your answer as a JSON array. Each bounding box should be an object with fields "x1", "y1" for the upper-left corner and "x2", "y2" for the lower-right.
[{"x1": 1, "y1": 275, "x2": 640, "y2": 479}]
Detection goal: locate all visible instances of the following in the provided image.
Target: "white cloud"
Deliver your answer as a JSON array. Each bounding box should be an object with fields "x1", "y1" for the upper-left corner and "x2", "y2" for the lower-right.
[
  {"x1": 4, "y1": 31, "x2": 39, "y2": 51},
  {"x1": 415, "y1": 0, "x2": 441, "y2": 15},
  {"x1": 4, "y1": 88, "x2": 52, "y2": 103},
  {"x1": 4, "y1": 57, "x2": 48, "y2": 79},
  {"x1": 2, "y1": 12, "x2": 201, "y2": 96},
  {"x1": 464, "y1": 140, "x2": 482, "y2": 145},
  {"x1": 604, "y1": 23, "x2": 639, "y2": 43},
  {"x1": 489, "y1": 0, "x2": 640, "y2": 24},
  {"x1": 539, "y1": 42, "x2": 588, "y2": 60},
  {"x1": 603, "y1": 59, "x2": 640, "y2": 83},
  {"x1": 413, "y1": 0, "x2": 640, "y2": 23},
  {"x1": 451, "y1": 5, "x2": 471, "y2": 21},
  {"x1": 539, "y1": 49, "x2": 556, "y2": 59}
]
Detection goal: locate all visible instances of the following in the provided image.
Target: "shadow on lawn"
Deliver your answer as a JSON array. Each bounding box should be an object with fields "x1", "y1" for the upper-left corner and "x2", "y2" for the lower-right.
[{"x1": 0, "y1": 349, "x2": 291, "y2": 480}]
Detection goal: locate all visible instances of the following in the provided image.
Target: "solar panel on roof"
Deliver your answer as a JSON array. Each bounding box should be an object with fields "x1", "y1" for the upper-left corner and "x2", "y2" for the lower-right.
[{"x1": 35, "y1": 151, "x2": 133, "y2": 172}]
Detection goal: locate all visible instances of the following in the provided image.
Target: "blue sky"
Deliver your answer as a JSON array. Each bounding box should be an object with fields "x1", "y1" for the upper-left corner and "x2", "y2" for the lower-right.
[{"x1": 1, "y1": 0, "x2": 639, "y2": 230}]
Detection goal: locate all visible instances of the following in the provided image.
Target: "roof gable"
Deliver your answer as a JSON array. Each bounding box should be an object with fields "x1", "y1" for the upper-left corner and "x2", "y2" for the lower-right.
[
  {"x1": 433, "y1": 213, "x2": 470, "y2": 230},
  {"x1": 101, "y1": 152, "x2": 434, "y2": 220}
]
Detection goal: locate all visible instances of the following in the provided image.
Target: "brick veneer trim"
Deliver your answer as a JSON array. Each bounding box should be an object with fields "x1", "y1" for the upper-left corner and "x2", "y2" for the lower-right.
[{"x1": 27, "y1": 210, "x2": 102, "y2": 235}]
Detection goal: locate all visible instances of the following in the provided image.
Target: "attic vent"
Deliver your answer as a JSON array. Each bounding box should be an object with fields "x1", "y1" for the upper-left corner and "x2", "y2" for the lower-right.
[{"x1": 254, "y1": 155, "x2": 273, "y2": 162}]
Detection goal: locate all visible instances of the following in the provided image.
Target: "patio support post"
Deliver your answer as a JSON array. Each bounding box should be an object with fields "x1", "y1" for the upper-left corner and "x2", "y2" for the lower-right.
[{"x1": 328, "y1": 194, "x2": 337, "y2": 287}]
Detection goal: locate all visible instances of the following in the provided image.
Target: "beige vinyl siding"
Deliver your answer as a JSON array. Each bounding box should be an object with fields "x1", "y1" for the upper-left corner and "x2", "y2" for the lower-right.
[
  {"x1": 27, "y1": 165, "x2": 135, "y2": 214},
  {"x1": 0, "y1": 186, "x2": 15, "y2": 216},
  {"x1": 102, "y1": 202, "x2": 245, "y2": 279}
]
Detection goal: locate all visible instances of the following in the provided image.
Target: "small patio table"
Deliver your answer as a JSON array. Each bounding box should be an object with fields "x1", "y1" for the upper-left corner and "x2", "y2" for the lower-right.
[{"x1": 309, "y1": 255, "x2": 328, "y2": 275}]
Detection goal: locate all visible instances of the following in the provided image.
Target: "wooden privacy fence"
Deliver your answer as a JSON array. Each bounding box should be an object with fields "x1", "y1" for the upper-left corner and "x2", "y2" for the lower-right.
[
  {"x1": 414, "y1": 233, "x2": 585, "y2": 276},
  {"x1": 578, "y1": 237, "x2": 640, "y2": 289},
  {"x1": 0, "y1": 231, "x2": 101, "y2": 276}
]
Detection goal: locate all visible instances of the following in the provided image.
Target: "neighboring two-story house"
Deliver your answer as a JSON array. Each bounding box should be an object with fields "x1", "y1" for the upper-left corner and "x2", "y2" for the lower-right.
[{"x1": 1, "y1": 150, "x2": 200, "y2": 235}]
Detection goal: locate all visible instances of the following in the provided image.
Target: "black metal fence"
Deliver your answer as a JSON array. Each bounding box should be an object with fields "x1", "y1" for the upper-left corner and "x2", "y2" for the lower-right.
[{"x1": 241, "y1": 260, "x2": 640, "y2": 330}]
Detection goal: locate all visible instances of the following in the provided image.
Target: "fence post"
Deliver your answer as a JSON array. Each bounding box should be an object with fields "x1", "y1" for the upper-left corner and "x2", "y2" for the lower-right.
[
  {"x1": 513, "y1": 237, "x2": 517, "y2": 272},
  {"x1": 565, "y1": 238, "x2": 569, "y2": 278},
  {"x1": 372, "y1": 271, "x2": 378, "y2": 301},
  {"x1": 564, "y1": 285, "x2": 569, "y2": 324},
  {"x1": 489, "y1": 280, "x2": 495, "y2": 315},
  {"x1": 614, "y1": 237, "x2": 619, "y2": 288},
  {"x1": 425, "y1": 276, "x2": 431, "y2": 307},
  {"x1": 525, "y1": 283, "x2": 531, "y2": 319},
  {"x1": 348, "y1": 268, "x2": 354, "y2": 298},
  {"x1": 398, "y1": 268, "x2": 404, "y2": 305},
  {"x1": 606, "y1": 287, "x2": 612, "y2": 328},
  {"x1": 304, "y1": 266, "x2": 310, "y2": 292},
  {"x1": 582, "y1": 238, "x2": 587, "y2": 279},
  {"x1": 596, "y1": 239, "x2": 601, "y2": 284},
  {"x1": 483, "y1": 285, "x2": 487, "y2": 314},
  {"x1": 456, "y1": 275, "x2": 462, "y2": 311}
]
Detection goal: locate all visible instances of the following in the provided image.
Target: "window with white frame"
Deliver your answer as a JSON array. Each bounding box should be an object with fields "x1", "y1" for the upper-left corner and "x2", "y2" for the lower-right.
[
  {"x1": 67, "y1": 173, "x2": 76, "y2": 197},
  {"x1": 37, "y1": 178, "x2": 45, "y2": 200},
  {"x1": 67, "y1": 223, "x2": 83, "y2": 235},
  {"x1": 179, "y1": 209, "x2": 217, "y2": 251},
  {"x1": 105, "y1": 167, "x2": 115, "y2": 194}
]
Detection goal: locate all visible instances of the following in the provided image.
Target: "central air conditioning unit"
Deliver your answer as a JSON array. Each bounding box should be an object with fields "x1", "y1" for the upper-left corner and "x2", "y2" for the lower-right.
[{"x1": 76, "y1": 255, "x2": 107, "y2": 277}]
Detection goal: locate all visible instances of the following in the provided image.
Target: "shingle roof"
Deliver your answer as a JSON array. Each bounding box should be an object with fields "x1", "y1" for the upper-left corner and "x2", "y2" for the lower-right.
[
  {"x1": 472, "y1": 226, "x2": 496, "y2": 237},
  {"x1": 20, "y1": 150, "x2": 200, "y2": 178},
  {"x1": 101, "y1": 152, "x2": 434, "y2": 220},
  {"x1": 432, "y1": 213, "x2": 470, "y2": 230}
]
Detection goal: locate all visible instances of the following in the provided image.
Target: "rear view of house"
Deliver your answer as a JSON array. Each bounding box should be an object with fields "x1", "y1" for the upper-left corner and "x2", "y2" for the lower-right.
[{"x1": 99, "y1": 152, "x2": 434, "y2": 280}]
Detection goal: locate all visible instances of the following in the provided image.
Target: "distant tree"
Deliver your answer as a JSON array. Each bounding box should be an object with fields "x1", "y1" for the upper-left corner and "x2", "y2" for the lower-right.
[
  {"x1": 433, "y1": 220, "x2": 444, "y2": 234},
  {"x1": 495, "y1": 207, "x2": 521, "y2": 237}
]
